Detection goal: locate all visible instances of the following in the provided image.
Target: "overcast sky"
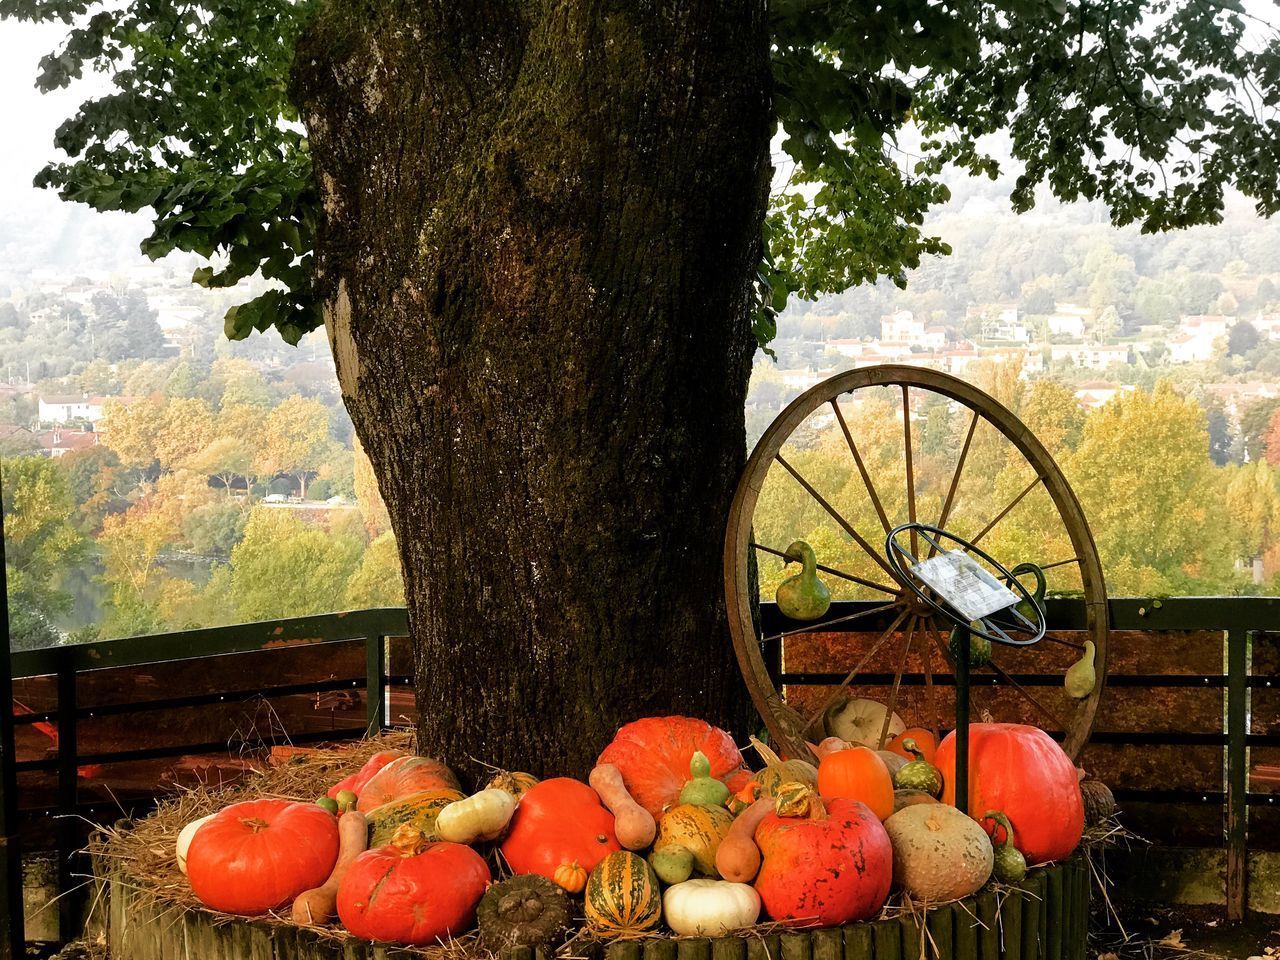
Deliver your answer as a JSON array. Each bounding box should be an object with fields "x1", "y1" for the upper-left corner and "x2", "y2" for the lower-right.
[{"x1": 0, "y1": 20, "x2": 148, "y2": 242}]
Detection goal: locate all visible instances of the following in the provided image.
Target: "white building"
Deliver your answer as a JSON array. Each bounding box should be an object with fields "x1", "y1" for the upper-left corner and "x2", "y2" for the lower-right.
[
  {"x1": 1049, "y1": 344, "x2": 1130, "y2": 370},
  {"x1": 880, "y1": 310, "x2": 924, "y2": 343},
  {"x1": 38, "y1": 394, "x2": 105, "y2": 424},
  {"x1": 1046, "y1": 304, "x2": 1091, "y2": 340}
]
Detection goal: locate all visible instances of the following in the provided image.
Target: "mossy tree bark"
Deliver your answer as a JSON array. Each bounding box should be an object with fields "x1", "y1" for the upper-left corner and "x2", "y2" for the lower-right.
[{"x1": 293, "y1": 2, "x2": 771, "y2": 777}]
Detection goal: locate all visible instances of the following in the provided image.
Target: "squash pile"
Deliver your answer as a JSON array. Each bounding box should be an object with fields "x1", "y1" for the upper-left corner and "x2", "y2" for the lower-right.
[{"x1": 175, "y1": 714, "x2": 1095, "y2": 948}]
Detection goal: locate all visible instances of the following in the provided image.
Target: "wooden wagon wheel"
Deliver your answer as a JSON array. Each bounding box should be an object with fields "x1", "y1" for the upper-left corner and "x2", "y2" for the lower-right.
[{"x1": 724, "y1": 364, "x2": 1108, "y2": 764}]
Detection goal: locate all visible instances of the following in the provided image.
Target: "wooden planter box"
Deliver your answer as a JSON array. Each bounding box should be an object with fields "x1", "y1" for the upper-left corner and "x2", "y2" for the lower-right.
[{"x1": 91, "y1": 852, "x2": 1089, "y2": 960}]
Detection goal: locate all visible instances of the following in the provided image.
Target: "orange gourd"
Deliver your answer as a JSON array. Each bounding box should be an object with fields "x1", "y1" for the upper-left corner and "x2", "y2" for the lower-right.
[
  {"x1": 887, "y1": 728, "x2": 937, "y2": 763},
  {"x1": 553, "y1": 861, "x2": 588, "y2": 893},
  {"x1": 816, "y1": 746, "x2": 894, "y2": 821}
]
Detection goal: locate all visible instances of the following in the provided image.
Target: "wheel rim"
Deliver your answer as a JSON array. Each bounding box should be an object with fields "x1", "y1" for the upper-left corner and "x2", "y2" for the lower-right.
[{"x1": 724, "y1": 364, "x2": 1108, "y2": 763}]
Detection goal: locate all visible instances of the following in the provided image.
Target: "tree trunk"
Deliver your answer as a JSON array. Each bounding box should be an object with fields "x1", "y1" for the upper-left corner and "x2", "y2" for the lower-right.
[{"x1": 294, "y1": 1, "x2": 771, "y2": 778}]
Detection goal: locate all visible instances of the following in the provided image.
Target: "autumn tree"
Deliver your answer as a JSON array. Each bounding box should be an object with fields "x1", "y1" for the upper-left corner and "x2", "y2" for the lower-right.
[
  {"x1": 229, "y1": 509, "x2": 362, "y2": 620},
  {"x1": 1265, "y1": 407, "x2": 1280, "y2": 467},
  {"x1": 1067, "y1": 382, "x2": 1238, "y2": 594},
  {"x1": 257, "y1": 395, "x2": 331, "y2": 498},
  {"x1": 10, "y1": 0, "x2": 1280, "y2": 771},
  {"x1": 1, "y1": 457, "x2": 85, "y2": 649}
]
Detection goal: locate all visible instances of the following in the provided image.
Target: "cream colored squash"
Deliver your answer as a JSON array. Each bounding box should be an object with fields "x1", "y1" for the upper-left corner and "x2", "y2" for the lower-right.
[
  {"x1": 435, "y1": 788, "x2": 516, "y2": 843},
  {"x1": 662, "y1": 879, "x2": 761, "y2": 936},
  {"x1": 175, "y1": 814, "x2": 216, "y2": 875},
  {"x1": 824, "y1": 697, "x2": 904, "y2": 748},
  {"x1": 884, "y1": 803, "x2": 993, "y2": 902}
]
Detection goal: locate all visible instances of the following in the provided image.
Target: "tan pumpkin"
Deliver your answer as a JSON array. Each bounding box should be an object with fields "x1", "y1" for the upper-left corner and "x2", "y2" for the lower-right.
[
  {"x1": 584, "y1": 851, "x2": 661, "y2": 936},
  {"x1": 883, "y1": 803, "x2": 993, "y2": 902}
]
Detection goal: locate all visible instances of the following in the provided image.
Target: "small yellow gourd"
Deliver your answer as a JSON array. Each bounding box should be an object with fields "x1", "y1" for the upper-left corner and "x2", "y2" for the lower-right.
[
  {"x1": 775, "y1": 540, "x2": 831, "y2": 621},
  {"x1": 435, "y1": 788, "x2": 516, "y2": 844},
  {"x1": 1064, "y1": 640, "x2": 1097, "y2": 699}
]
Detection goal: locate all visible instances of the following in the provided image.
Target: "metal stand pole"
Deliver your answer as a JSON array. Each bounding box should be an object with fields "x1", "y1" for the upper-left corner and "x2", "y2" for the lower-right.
[
  {"x1": 955, "y1": 625, "x2": 970, "y2": 816},
  {"x1": 0, "y1": 486, "x2": 25, "y2": 958}
]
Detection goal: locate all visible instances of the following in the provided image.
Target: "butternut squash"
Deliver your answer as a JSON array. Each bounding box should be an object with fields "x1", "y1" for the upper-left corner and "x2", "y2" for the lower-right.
[
  {"x1": 291, "y1": 810, "x2": 368, "y2": 925},
  {"x1": 714, "y1": 798, "x2": 772, "y2": 883},
  {"x1": 436, "y1": 788, "x2": 516, "y2": 844},
  {"x1": 589, "y1": 763, "x2": 656, "y2": 850}
]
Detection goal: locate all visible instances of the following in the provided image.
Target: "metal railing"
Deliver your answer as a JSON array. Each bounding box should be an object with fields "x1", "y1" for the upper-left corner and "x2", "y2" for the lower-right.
[{"x1": 0, "y1": 595, "x2": 1275, "y2": 953}]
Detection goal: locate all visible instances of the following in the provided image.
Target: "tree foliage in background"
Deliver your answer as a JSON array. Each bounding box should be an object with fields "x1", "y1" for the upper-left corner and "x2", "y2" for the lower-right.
[
  {"x1": 1, "y1": 457, "x2": 84, "y2": 648},
  {"x1": 4, "y1": 0, "x2": 1279, "y2": 347}
]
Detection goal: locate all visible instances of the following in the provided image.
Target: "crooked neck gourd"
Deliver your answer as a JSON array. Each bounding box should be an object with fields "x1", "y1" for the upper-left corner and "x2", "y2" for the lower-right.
[{"x1": 775, "y1": 540, "x2": 831, "y2": 622}]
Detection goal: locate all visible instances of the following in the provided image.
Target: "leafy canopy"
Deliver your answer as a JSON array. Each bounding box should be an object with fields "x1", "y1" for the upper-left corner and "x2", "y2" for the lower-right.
[{"x1": 5, "y1": 0, "x2": 1279, "y2": 348}]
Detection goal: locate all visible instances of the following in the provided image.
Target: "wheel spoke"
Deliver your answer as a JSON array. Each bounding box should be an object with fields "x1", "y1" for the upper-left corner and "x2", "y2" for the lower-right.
[
  {"x1": 801, "y1": 607, "x2": 910, "y2": 734},
  {"x1": 775, "y1": 454, "x2": 899, "y2": 580},
  {"x1": 906, "y1": 386, "x2": 916, "y2": 560},
  {"x1": 751, "y1": 542, "x2": 899, "y2": 596},
  {"x1": 1038, "y1": 556, "x2": 1081, "y2": 572},
  {"x1": 761, "y1": 601, "x2": 900, "y2": 646},
  {"x1": 878, "y1": 615, "x2": 916, "y2": 749},
  {"x1": 967, "y1": 474, "x2": 1044, "y2": 548},
  {"x1": 831, "y1": 398, "x2": 892, "y2": 535},
  {"x1": 985, "y1": 659, "x2": 1068, "y2": 732},
  {"x1": 1040, "y1": 632, "x2": 1087, "y2": 652},
  {"x1": 929, "y1": 410, "x2": 979, "y2": 558}
]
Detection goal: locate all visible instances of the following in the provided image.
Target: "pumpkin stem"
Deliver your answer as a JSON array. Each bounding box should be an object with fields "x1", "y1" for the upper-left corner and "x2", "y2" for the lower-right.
[
  {"x1": 774, "y1": 781, "x2": 826, "y2": 820},
  {"x1": 389, "y1": 823, "x2": 429, "y2": 857},
  {"x1": 749, "y1": 735, "x2": 785, "y2": 769},
  {"x1": 902, "y1": 738, "x2": 923, "y2": 762},
  {"x1": 237, "y1": 817, "x2": 270, "y2": 833}
]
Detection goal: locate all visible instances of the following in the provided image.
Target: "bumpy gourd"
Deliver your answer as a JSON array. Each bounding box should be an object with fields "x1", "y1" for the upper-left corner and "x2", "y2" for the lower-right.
[
  {"x1": 985, "y1": 810, "x2": 1028, "y2": 883},
  {"x1": 775, "y1": 540, "x2": 831, "y2": 621},
  {"x1": 678, "y1": 751, "x2": 730, "y2": 807},
  {"x1": 1064, "y1": 640, "x2": 1097, "y2": 699},
  {"x1": 477, "y1": 875, "x2": 571, "y2": 951},
  {"x1": 949, "y1": 622, "x2": 993, "y2": 667},
  {"x1": 893, "y1": 738, "x2": 943, "y2": 797}
]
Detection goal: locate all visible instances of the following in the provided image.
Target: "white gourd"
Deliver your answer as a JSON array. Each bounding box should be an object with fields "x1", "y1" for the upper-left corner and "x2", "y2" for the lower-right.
[
  {"x1": 662, "y1": 879, "x2": 761, "y2": 936},
  {"x1": 175, "y1": 814, "x2": 216, "y2": 875},
  {"x1": 435, "y1": 788, "x2": 516, "y2": 844}
]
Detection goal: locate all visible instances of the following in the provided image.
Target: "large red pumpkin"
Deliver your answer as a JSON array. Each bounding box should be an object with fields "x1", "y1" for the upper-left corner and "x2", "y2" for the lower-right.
[
  {"x1": 935, "y1": 723, "x2": 1083, "y2": 865},
  {"x1": 597, "y1": 716, "x2": 748, "y2": 818},
  {"x1": 753, "y1": 794, "x2": 892, "y2": 926},
  {"x1": 337, "y1": 835, "x2": 490, "y2": 944},
  {"x1": 357, "y1": 756, "x2": 461, "y2": 812},
  {"x1": 187, "y1": 799, "x2": 339, "y2": 915},
  {"x1": 501, "y1": 777, "x2": 621, "y2": 880},
  {"x1": 328, "y1": 749, "x2": 407, "y2": 800}
]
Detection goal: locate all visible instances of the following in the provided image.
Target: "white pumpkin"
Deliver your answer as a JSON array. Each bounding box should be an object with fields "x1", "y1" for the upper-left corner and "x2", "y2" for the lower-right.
[
  {"x1": 175, "y1": 814, "x2": 216, "y2": 875},
  {"x1": 435, "y1": 788, "x2": 516, "y2": 843},
  {"x1": 824, "y1": 697, "x2": 904, "y2": 748},
  {"x1": 662, "y1": 879, "x2": 761, "y2": 936}
]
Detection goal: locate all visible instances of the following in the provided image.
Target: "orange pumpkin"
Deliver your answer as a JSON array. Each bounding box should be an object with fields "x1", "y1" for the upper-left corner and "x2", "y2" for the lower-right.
[
  {"x1": 816, "y1": 746, "x2": 893, "y2": 821},
  {"x1": 357, "y1": 756, "x2": 461, "y2": 812},
  {"x1": 936, "y1": 723, "x2": 1083, "y2": 865},
  {"x1": 887, "y1": 728, "x2": 937, "y2": 763},
  {"x1": 597, "y1": 717, "x2": 747, "y2": 819}
]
